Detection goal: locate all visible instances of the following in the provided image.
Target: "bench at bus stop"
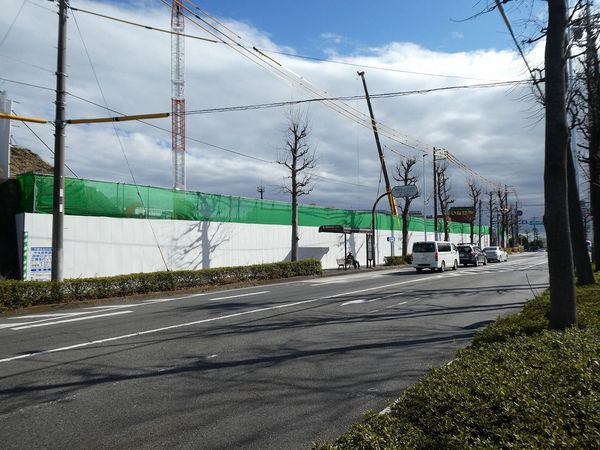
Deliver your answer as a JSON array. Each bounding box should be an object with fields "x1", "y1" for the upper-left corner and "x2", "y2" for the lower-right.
[{"x1": 336, "y1": 258, "x2": 357, "y2": 269}]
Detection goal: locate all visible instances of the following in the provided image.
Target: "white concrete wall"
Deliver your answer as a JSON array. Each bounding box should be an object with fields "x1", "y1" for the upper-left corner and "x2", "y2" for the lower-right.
[{"x1": 18, "y1": 213, "x2": 490, "y2": 280}]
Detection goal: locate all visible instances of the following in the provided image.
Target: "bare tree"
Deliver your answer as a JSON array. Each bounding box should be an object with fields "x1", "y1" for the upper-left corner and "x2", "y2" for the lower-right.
[
  {"x1": 436, "y1": 163, "x2": 454, "y2": 241},
  {"x1": 277, "y1": 110, "x2": 316, "y2": 262},
  {"x1": 487, "y1": 191, "x2": 496, "y2": 245},
  {"x1": 570, "y1": 0, "x2": 600, "y2": 272},
  {"x1": 467, "y1": 180, "x2": 482, "y2": 244},
  {"x1": 393, "y1": 158, "x2": 419, "y2": 258},
  {"x1": 544, "y1": 0, "x2": 577, "y2": 328}
]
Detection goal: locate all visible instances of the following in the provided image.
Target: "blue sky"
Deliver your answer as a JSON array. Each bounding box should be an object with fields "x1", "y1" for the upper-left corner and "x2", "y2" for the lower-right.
[
  {"x1": 111, "y1": 0, "x2": 543, "y2": 55},
  {"x1": 2, "y1": 0, "x2": 551, "y2": 227},
  {"x1": 159, "y1": 0, "x2": 542, "y2": 54}
]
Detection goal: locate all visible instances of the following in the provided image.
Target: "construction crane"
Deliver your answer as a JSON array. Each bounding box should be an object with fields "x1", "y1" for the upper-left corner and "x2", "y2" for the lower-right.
[
  {"x1": 171, "y1": 0, "x2": 186, "y2": 190},
  {"x1": 357, "y1": 71, "x2": 398, "y2": 216}
]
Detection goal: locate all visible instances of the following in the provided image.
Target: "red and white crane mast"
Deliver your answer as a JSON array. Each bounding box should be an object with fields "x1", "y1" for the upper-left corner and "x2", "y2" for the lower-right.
[{"x1": 171, "y1": 0, "x2": 185, "y2": 190}]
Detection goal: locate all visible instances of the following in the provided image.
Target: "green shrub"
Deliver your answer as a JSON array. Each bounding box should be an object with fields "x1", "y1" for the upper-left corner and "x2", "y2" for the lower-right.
[
  {"x1": 474, "y1": 273, "x2": 600, "y2": 346},
  {"x1": 315, "y1": 328, "x2": 600, "y2": 449},
  {"x1": 0, "y1": 259, "x2": 322, "y2": 312}
]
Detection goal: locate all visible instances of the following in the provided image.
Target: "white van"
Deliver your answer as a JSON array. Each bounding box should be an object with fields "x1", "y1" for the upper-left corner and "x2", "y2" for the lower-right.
[{"x1": 411, "y1": 241, "x2": 459, "y2": 272}]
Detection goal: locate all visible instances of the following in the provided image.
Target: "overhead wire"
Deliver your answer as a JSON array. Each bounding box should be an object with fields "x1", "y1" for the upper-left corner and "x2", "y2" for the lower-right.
[
  {"x1": 8, "y1": 1, "x2": 508, "y2": 199},
  {"x1": 12, "y1": 108, "x2": 79, "y2": 177},
  {"x1": 61, "y1": 0, "x2": 524, "y2": 193},
  {"x1": 167, "y1": 0, "x2": 431, "y2": 155},
  {"x1": 70, "y1": 6, "x2": 170, "y2": 271},
  {"x1": 184, "y1": 80, "x2": 530, "y2": 115},
  {"x1": 494, "y1": 0, "x2": 545, "y2": 100},
  {"x1": 174, "y1": 0, "x2": 513, "y2": 190}
]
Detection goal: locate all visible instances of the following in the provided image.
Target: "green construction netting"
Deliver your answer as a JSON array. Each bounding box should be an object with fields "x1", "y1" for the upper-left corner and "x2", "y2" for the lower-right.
[{"x1": 16, "y1": 173, "x2": 488, "y2": 234}]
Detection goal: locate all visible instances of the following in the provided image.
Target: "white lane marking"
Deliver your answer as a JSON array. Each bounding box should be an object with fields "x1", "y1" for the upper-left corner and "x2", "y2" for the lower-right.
[
  {"x1": 1, "y1": 310, "x2": 108, "y2": 329},
  {"x1": 9, "y1": 311, "x2": 132, "y2": 331},
  {"x1": 209, "y1": 291, "x2": 270, "y2": 301},
  {"x1": 7, "y1": 313, "x2": 83, "y2": 319},
  {"x1": 87, "y1": 304, "x2": 143, "y2": 309},
  {"x1": 142, "y1": 293, "x2": 208, "y2": 304},
  {"x1": 341, "y1": 299, "x2": 367, "y2": 306},
  {"x1": 383, "y1": 301, "x2": 409, "y2": 310},
  {"x1": 0, "y1": 323, "x2": 27, "y2": 329},
  {"x1": 0, "y1": 277, "x2": 427, "y2": 363}
]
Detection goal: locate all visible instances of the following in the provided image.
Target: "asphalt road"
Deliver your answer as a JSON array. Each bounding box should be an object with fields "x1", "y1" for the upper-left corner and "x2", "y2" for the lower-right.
[{"x1": 0, "y1": 253, "x2": 549, "y2": 449}]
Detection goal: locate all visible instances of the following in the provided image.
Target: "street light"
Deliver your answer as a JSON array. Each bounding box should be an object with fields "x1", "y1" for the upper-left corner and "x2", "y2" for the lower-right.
[
  {"x1": 422, "y1": 153, "x2": 428, "y2": 241},
  {"x1": 371, "y1": 192, "x2": 389, "y2": 267}
]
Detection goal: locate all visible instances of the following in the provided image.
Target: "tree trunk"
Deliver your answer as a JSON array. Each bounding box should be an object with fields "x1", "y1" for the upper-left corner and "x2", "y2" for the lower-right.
[
  {"x1": 443, "y1": 217, "x2": 449, "y2": 241},
  {"x1": 568, "y1": 152, "x2": 595, "y2": 284},
  {"x1": 545, "y1": 0, "x2": 577, "y2": 329},
  {"x1": 291, "y1": 172, "x2": 298, "y2": 262},
  {"x1": 402, "y1": 210, "x2": 409, "y2": 258},
  {"x1": 469, "y1": 222, "x2": 474, "y2": 244}
]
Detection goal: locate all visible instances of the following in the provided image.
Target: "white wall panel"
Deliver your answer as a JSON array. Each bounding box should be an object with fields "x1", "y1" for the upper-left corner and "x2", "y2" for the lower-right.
[{"x1": 19, "y1": 213, "x2": 486, "y2": 280}]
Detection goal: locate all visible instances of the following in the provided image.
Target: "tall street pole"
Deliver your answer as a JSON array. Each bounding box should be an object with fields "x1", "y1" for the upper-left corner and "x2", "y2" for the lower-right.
[
  {"x1": 357, "y1": 71, "x2": 398, "y2": 216},
  {"x1": 51, "y1": 0, "x2": 67, "y2": 282},
  {"x1": 422, "y1": 153, "x2": 428, "y2": 241},
  {"x1": 433, "y1": 147, "x2": 438, "y2": 241}
]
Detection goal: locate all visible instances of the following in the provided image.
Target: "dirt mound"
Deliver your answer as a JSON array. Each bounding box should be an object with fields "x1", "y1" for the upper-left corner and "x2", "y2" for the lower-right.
[{"x1": 10, "y1": 146, "x2": 53, "y2": 176}]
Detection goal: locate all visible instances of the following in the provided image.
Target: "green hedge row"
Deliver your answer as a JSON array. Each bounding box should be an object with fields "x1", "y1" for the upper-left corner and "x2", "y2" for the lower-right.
[
  {"x1": 314, "y1": 275, "x2": 600, "y2": 449},
  {"x1": 0, "y1": 259, "x2": 322, "y2": 312},
  {"x1": 315, "y1": 328, "x2": 600, "y2": 449}
]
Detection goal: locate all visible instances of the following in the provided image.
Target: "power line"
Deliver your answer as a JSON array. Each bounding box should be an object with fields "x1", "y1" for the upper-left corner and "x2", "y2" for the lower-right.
[
  {"x1": 66, "y1": 3, "x2": 510, "y2": 82},
  {"x1": 12, "y1": 108, "x2": 79, "y2": 177},
  {"x1": 494, "y1": 0, "x2": 545, "y2": 100},
  {"x1": 68, "y1": 5, "x2": 218, "y2": 43},
  {"x1": 263, "y1": 48, "x2": 511, "y2": 82},
  {"x1": 70, "y1": 5, "x2": 170, "y2": 271},
  {"x1": 0, "y1": 77, "x2": 55, "y2": 92},
  {"x1": 185, "y1": 80, "x2": 529, "y2": 115},
  {"x1": 0, "y1": 0, "x2": 26, "y2": 49}
]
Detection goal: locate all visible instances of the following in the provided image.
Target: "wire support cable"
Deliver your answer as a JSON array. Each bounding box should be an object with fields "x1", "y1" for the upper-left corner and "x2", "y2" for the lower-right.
[{"x1": 70, "y1": 6, "x2": 170, "y2": 271}]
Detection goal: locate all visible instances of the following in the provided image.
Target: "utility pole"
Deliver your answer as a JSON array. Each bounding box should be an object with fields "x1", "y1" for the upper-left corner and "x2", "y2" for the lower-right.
[
  {"x1": 51, "y1": 0, "x2": 68, "y2": 282},
  {"x1": 478, "y1": 198, "x2": 483, "y2": 247},
  {"x1": 422, "y1": 153, "x2": 428, "y2": 241},
  {"x1": 488, "y1": 191, "x2": 494, "y2": 246},
  {"x1": 433, "y1": 147, "x2": 438, "y2": 241},
  {"x1": 257, "y1": 185, "x2": 265, "y2": 200},
  {"x1": 357, "y1": 71, "x2": 398, "y2": 216}
]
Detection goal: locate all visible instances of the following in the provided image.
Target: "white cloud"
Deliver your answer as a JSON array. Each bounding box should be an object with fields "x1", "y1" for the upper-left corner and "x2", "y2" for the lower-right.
[{"x1": 1, "y1": 0, "x2": 547, "y2": 220}]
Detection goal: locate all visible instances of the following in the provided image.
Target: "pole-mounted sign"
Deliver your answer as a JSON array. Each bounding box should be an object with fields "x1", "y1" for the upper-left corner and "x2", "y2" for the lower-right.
[{"x1": 391, "y1": 185, "x2": 419, "y2": 198}]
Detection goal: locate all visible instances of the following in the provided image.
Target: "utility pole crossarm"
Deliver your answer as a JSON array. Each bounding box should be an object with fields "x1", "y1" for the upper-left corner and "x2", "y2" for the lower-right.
[
  {"x1": 66, "y1": 112, "x2": 169, "y2": 124},
  {"x1": 0, "y1": 113, "x2": 48, "y2": 124}
]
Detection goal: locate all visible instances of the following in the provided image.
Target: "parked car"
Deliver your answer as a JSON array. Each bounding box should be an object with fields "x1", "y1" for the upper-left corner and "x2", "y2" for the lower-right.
[
  {"x1": 411, "y1": 241, "x2": 459, "y2": 272},
  {"x1": 457, "y1": 244, "x2": 487, "y2": 266},
  {"x1": 483, "y1": 246, "x2": 508, "y2": 262}
]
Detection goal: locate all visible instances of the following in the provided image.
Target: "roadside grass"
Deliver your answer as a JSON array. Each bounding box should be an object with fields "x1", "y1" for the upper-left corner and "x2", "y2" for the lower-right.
[{"x1": 313, "y1": 274, "x2": 600, "y2": 449}]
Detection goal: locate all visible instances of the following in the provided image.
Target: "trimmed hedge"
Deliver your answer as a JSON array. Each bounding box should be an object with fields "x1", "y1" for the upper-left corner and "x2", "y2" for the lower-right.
[
  {"x1": 314, "y1": 275, "x2": 600, "y2": 449},
  {"x1": 474, "y1": 274, "x2": 600, "y2": 346},
  {"x1": 314, "y1": 328, "x2": 600, "y2": 449},
  {"x1": 0, "y1": 259, "x2": 322, "y2": 312}
]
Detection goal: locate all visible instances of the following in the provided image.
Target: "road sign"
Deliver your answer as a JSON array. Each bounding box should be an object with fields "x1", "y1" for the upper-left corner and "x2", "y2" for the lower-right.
[
  {"x1": 391, "y1": 185, "x2": 418, "y2": 198},
  {"x1": 387, "y1": 236, "x2": 395, "y2": 242},
  {"x1": 517, "y1": 210, "x2": 523, "y2": 216}
]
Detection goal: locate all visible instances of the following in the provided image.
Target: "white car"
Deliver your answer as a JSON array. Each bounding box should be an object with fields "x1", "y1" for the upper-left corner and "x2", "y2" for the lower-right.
[
  {"x1": 412, "y1": 241, "x2": 459, "y2": 272},
  {"x1": 483, "y1": 246, "x2": 508, "y2": 262}
]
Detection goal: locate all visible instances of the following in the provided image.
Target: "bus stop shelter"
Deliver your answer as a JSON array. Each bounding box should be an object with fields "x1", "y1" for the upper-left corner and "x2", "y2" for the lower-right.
[{"x1": 318, "y1": 225, "x2": 374, "y2": 269}]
